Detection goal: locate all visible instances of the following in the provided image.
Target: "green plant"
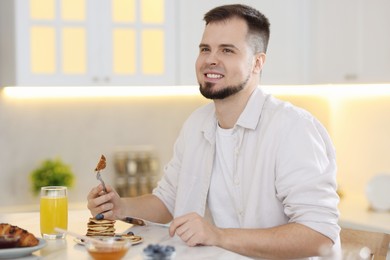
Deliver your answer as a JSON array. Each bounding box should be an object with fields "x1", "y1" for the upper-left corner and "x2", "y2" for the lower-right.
[{"x1": 30, "y1": 158, "x2": 75, "y2": 195}]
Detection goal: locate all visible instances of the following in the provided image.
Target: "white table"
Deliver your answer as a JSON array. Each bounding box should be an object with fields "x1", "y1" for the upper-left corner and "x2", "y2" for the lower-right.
[
  {"x1": 338, "y1": 195, "x2": 390, "y2": 234},
  {"x1": 338, "y1": 196, "x2": 390, "y2": 260},
  {"x1": 0, "y1": 209, "x2": 251, "y2": 259}
]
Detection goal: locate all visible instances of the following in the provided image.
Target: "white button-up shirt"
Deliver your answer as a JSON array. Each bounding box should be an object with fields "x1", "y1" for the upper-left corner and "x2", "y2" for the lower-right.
[{"x1": 153, "y1": 87, "x2": 340, "y2": 252}]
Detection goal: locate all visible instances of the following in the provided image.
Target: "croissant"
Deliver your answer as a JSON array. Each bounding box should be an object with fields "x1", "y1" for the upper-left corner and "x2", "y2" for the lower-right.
[{"x1": 0, "y1": 223, "x2": 39, "y2": 247}]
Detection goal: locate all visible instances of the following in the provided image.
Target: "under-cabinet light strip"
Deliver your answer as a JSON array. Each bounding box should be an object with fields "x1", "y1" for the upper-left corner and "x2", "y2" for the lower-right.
[
  {"x1": 2, "y1": 86, "x2": 200, "y2": 98},
  {"x1": 2, "y1": 84, "x2": 390, "y2": 99}
]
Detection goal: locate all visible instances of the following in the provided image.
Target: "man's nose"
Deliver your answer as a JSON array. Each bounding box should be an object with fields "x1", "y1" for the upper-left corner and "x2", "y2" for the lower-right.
[{"x1": 205, "y1": 52, "x2": 219, "y2": 66}]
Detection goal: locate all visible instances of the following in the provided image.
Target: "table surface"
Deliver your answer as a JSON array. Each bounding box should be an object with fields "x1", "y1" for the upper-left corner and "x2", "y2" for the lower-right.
[
  {"x1": 338, "y1": 195, "x2": 390, "y2": 234},
  {"x1": 0, "y1": 209, "x2": 251, "y2": 260},
  {"x1": 1, "y1": 199, "x2": 389, "y2": 260}
]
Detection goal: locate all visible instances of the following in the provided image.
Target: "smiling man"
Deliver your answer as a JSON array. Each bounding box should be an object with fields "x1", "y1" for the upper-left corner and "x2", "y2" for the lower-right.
[{"x1": 88, "y1": 4, "x2": 341, "y2": 259}]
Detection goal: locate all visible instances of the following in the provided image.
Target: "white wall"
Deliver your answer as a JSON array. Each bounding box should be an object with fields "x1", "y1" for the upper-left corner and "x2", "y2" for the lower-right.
[
  {"x1": 1, "y1": 86, "x2": 390, "y2": 212},
  {"x1": 330, "y1": 96, "x2": 390, "y2": 199},
  {"x1": 0, "y1": 92, "x2": 209, "y2": 209}
]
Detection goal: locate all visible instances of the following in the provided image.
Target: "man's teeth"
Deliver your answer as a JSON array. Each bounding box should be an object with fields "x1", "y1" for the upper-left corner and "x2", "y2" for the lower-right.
[{"x1": 206, "y1": 73, "x2": 223, "y2": 79}]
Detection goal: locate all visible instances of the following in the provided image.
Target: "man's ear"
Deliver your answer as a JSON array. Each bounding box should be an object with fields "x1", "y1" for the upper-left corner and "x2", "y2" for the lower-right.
[{"x1": 253, "y1": 53, "x2": 266, "y2": 74}]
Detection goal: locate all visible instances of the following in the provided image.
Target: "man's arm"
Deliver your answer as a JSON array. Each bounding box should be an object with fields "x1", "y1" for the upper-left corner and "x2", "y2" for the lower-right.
[
  {"x1": 120, "y1": 194, "x2": 173, "y2": 224},
  {"x1": 169, "y1": 212, "x2": 333, "y2": 259},
  {"x1": 219, "y1": 222, "x2": 333, "y2": 259},
  {"x1": 87, "y1": 184, "x2": 172, "y2": 223}
]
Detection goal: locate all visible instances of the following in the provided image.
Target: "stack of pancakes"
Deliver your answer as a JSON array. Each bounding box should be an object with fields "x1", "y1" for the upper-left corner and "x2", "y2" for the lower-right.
[{"x1": 86, "y1": 218, "x2": 115, "y2": 237}]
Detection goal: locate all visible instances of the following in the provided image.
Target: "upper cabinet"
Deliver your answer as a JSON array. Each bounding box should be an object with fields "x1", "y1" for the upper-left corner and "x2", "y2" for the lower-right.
[
  {"x1": 0, "y1": 0, "x2": 175, "y2": 86},
  {"x1": 177, "y1": 0, "x2": 390, "y2": 86},
  {"x1": 1, "y1": 0, "x2": 390, "y2": 86},
  {"x1": 305, "y1": 0, "x2": 390, "y2": 84}
]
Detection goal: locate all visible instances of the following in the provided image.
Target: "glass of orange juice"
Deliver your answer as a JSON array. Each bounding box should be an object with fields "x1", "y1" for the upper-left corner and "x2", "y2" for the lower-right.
[{"x1": 40, "y1": 186, "x2": 68, "y2": 239}]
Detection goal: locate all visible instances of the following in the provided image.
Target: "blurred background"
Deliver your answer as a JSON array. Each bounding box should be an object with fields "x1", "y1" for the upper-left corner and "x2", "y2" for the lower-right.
[{"x1": 0, "y1": 0, "x2": 389, "y2": 235}]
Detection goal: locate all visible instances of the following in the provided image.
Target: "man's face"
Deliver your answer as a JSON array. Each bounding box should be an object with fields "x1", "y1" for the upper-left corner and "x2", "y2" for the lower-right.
[{"x1": 196, "y1": 17, "x2": 257, "y2": 100}]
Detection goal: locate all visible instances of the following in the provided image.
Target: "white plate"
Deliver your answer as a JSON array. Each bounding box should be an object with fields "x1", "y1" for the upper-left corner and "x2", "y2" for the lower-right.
[
  {"x1": 0, "y1": 238, "x2": 47, "y2": 259},
  {"x1": 366, "y1": 173, "x2": 390, "y2": 211}
]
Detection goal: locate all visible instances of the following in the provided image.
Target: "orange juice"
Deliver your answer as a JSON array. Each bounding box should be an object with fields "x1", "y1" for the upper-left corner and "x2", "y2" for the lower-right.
[{"x1": 40, "y1": 195, "x2": 68, "y2": 238}]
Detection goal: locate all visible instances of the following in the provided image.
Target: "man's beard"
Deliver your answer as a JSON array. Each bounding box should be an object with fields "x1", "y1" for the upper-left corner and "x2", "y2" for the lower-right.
[{"x1": 199, "y1": 74, "x2": 250, "y2": 100}]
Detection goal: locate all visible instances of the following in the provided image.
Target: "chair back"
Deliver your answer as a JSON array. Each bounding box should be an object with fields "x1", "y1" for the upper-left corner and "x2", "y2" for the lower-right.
[{"x1": 340, "y1": 228, "x2": 390, "y2": 260}]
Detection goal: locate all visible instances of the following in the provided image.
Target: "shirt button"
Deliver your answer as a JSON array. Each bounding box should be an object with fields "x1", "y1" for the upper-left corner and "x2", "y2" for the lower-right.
[{"x1": 234, "y1": 178, "x2": 240, "y2": 185}]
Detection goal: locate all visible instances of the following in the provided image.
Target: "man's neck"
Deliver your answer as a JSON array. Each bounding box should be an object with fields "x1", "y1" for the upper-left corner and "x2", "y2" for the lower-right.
[{"x1": 214, "y1": 85, "x2": 256, "y2": 129}]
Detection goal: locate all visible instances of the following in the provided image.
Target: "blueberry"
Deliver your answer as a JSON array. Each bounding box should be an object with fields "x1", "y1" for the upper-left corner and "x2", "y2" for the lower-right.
[{"x1": 143, "y1": 244, "x2": 176, "y2": 259}]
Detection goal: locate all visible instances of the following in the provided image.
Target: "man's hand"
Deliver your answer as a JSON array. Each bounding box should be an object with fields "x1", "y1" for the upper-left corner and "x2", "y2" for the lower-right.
[
  {"x1": 87, "y1": 184, "x2": 123, "y2": 220},
  {"x1": 169, "y1": 213, "x2": 334, "y2": 258},
  {"x1": 169, "y1": 212, "x2": 223, "y2": 247}
]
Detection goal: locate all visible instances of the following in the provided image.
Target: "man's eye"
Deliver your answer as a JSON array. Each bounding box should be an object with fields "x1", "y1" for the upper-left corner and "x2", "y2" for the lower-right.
[
  {"x1": 200, "y1": 48, "x2": 210, "y2": 52},
  {"x1": 223, "y1": 49, "x2": 233, "y2": 53}
]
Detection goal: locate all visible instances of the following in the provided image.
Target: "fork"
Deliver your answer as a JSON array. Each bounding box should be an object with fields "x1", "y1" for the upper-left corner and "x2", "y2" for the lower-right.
[
  {"x1": 96, "y1": 170, "x2": 108, "y2": 193},
  {"x1": 120, "y1": 216, "x2": 170, "y2": 228}
]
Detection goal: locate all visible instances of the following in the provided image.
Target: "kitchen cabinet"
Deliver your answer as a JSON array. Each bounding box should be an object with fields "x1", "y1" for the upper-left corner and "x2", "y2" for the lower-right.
[
  {"x1": 0, "y1": 0, "x2": 175, "y2": 86},
  {"x1": 306, "y1": 0, "x2": 390, "y2": 84},
  {"x1": 2, "y1": 0, "x2": 390, "y2": 86},
  {"x1": 177, "y1": 0, "x2": 390, "y2": 85}
]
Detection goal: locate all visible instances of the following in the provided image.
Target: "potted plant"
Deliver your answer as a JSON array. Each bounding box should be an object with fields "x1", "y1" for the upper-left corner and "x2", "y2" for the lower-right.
[{"x1": 30, "y1": 158, "x2": 75, "y2": 196}]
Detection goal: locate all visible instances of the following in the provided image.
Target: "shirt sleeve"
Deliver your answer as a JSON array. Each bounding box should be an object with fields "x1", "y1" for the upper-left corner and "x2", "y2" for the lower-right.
[
  {"x1": 275, "y1": 113, "x2": 340, "y2": 243},
  {"x1": 152, "y1": 124, "x2": 185, "y2": 216}
]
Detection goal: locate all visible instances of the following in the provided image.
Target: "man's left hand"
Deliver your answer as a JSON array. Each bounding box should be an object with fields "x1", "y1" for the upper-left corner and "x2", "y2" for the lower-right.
[{"x1": 169, "y1": 212, "x2": 222, "y2": 247}]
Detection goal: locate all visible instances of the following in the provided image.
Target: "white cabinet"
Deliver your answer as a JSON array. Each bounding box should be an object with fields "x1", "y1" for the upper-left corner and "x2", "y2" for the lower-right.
[
  {"x1": 354, "y1": 0, "x2": 390, "y2": 83},
  {"x1": 177, "y1": 0, "x2": 390, "y2": 85},
  {"x1": 2, "y1": 0, "x2": 389, "y2": 86},
  {"x1": 0, "y1": 0, "x2": 175, "y2": 86},
  {"x1": 306, "y1": 0, "x2": 390, "y2": 84}
]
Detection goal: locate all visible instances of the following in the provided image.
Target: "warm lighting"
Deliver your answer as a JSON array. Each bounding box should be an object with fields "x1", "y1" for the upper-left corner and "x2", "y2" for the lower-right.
[
  {"x1": 142, "y1": 29, "x2": 164, "y2": 74},
  {"x1": 2, "y1": 86, "x2": 200, "y2": 99},
  {"x1": 112, "y1": 0, "x2": 135, "y2": 23},
  {"x1": 2, "y1": 84, "x2": 390, "y2": 99},
  {"x1": 141, "y1": 0, "x2": 164, "y2": 24},
  {"x1": 62, "y1": 27, "x2": 86, "y2": 74},
  {"x1": 113, "y1": 29, "x2": 136, "y2": 74},
  {"x1": 262, "y1": 84, "x2": 390, "y2": 97},
  {"x1": 31, "y1": 26, "x2": 56, "y2": 73}
]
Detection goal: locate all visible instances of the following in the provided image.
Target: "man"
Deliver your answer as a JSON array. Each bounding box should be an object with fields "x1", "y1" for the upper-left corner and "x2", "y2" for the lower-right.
[{"x1": 88, "y1": 4, "x2": 340, "y2": 259}]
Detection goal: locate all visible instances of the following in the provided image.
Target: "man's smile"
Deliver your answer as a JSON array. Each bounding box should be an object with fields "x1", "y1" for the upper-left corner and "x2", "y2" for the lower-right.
[{"x1": 205, "y1": 73, "x2": 224, "y2": 79}]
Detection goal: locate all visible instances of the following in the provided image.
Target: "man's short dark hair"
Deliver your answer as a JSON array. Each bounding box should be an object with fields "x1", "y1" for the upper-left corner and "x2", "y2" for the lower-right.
[{"x1": 203, "y1": 4, "x2": 271, "y2": 54}]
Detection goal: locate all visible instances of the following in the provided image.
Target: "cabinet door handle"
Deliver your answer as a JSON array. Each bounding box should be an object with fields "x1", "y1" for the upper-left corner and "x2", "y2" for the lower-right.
[{"x1": 92, "y1": 76, "x2": 100, "y2": 83}]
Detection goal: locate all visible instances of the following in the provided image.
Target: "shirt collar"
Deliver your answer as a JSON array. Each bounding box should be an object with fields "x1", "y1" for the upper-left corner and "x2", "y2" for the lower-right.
[
  {"x1": 236, "y1": 87, "x2": 268, "y2": 130},
  {"x1": 202, "y1": 87, "x2": 268, "y2": 142}
]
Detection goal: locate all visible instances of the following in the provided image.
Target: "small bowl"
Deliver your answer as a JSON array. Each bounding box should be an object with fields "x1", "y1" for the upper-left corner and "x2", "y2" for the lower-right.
[
  {"x1": 0, "y1": 235, "x2": 20, "y2": 249},
  {"x1": 85, "y1": 237, "x2": 131, "y2": 260}
]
